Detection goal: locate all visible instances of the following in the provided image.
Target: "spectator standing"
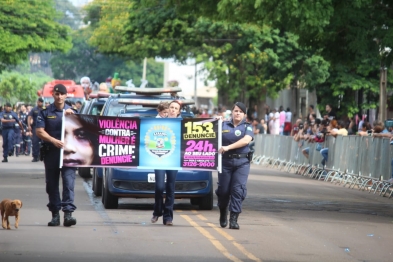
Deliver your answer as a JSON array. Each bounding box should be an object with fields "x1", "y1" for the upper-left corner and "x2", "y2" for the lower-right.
[
  {"x1": 283, "y1": 107, "x2": 292, "y2": 136},
  {"x1": 260, "y1": 119, "x2": 267, "y2": 134},
  {"x1": 324, "y1": 104, "x2": 336, "y2": 121},
  {"x1": 75, "y1": 101, "x2": 82, "y2": 113},
  {"x1": 80, "y1": 76, "x2": 92, "y2": 100},
  {"x1": 279, "y1": 106, "x2": 286, "y2": 135},
  {"x1": 273, "y1": 108, "x2": 280, "y2": 135}
]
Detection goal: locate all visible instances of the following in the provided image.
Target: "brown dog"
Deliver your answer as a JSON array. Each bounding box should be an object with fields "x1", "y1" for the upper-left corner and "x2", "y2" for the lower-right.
[{"x1": 0, "y1": 199, "x2": 23, "y2": 230}]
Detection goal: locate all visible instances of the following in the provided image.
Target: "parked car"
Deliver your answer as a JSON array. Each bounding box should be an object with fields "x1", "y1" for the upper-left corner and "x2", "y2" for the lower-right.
[{"x1": 92, "y1": 87, "x2": 214, "y2": 210}]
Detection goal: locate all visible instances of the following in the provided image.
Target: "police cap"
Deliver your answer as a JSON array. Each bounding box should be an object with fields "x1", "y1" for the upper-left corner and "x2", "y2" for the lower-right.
[
  {"x1": 38, "y1": 97, "x2": 44, "y2": 102},
  {"x1": 233, "y1": 102, "x2": 247, "y2": 114},
  {"x1": 5, "y1": 102, "x2": 11, "y2": 107},
  {"x1": 53, "y1": 84, "x2": 67, "y2": 94}
]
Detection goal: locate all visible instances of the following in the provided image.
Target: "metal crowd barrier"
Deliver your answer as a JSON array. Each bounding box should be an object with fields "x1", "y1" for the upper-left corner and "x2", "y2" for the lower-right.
[{"x1": 252, "y1": 134, "x2": 393, "y2": 198}]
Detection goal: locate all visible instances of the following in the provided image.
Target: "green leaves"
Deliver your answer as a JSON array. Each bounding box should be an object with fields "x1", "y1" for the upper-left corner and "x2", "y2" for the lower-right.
[
  {"x1": 0, "y1": 70, "x2": 52, "y2": 104},
  {"x1": 0, "y1": 0, "x2": 72, "y2": 72}
]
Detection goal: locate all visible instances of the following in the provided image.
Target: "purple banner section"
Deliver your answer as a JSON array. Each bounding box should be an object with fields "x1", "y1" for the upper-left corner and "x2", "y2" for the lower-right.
[{"x1": 181, "y1": 118, "x2": 219, "y2": 170}]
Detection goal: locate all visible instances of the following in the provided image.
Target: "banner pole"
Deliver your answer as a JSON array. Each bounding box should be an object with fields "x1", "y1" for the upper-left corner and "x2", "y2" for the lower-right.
[
  {"x1": 217, "y1": 118, "x2": 222, "y2": 173},
  {"x1": 59, "y1": 110, "x2": 65, "y2": 168}
]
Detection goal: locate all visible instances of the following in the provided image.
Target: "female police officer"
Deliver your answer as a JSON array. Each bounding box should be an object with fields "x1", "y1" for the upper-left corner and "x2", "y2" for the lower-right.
[
  {"x1": 36, "y1": 84, "x2": 78, "y2": 227},
  {"x1": 217, "y1": 102, "x2": 253, "y2": 230}
]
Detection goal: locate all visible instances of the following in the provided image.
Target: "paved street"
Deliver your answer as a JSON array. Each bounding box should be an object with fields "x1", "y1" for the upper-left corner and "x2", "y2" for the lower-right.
[{"x1": 0, "y1": 140, "x2": 392, "y2": 261}]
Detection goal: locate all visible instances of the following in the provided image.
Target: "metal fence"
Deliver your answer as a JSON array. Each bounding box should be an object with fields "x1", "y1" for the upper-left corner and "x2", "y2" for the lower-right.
[{"x1": 252, "y1": 134, "x2": 393, "y2": 198}]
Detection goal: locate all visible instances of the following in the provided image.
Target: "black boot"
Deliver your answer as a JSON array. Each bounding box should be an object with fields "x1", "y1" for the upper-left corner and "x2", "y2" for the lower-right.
[
  {"x1": 229, "y1": 212, "x2": 240, "y2": 230},
  {"x1": 219, "y1": 207, "x2": 228, "y2": 228},
  {"x1": 2, "y1": 158, "x2": 7, "y2": 163},
  {"x1": 48, "y1": 212, "x2": 60, "y2": 226},
  {"x1": 32, "y1": 158, "x2": 39, "y2": 162},
  {"x1": 63, "y1": 212, "x2": 77, "y2": 227}
]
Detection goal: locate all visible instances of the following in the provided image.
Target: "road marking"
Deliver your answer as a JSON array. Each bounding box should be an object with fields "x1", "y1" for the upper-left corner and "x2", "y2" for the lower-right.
[
  {"x1": 181, "y1": 214, "x2": 242, "y2": 262},
  {"x1": 207, "y1": 223, "x2": 262, "y2": 262},
  {"x1": 197, "y1": 214, "x2": 208, "y2": 221}
]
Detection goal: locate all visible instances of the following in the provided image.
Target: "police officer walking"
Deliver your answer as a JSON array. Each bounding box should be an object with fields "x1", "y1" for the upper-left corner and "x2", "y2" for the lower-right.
[
  {"x1": 28, "y1": 98, "x2": 45, "y2": 162},
  {"x1": 217, "y1": 102, "x2": 254, "y2": 229},
  {"x1": 19, "y1": 104, "x2": 31, "y2": 156},
  {"x1": 36, "y1": 84, "x2": 78, "y2": 227},
  {"x1": 1, "y1": 103, "x2": 24, "y2": 162}
]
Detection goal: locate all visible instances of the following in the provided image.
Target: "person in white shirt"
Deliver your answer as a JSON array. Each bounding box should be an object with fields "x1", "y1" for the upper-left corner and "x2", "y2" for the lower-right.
[
  {"x1": 284, "y1": 108, "x2": 292, "y2": 136},
  {"x1": 270, "y1": 108, "x2": 280, "y2": 135}
]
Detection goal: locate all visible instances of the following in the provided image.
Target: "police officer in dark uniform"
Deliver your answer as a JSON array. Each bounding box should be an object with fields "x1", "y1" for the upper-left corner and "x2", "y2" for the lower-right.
[
  {"x1": 19, "y1": 104, "x2": 31, "y2": 156},
  {"x1": 36, "y1": 84, "x2": 78, "y2": 227},
  {"x1": 217, "y1": 102, "x2": 254, "y2": 230},
  {"x1": 1, "y1": 103, "x2": 24, "y2": 162},
  {"x1": 28, "y1": 97, "x2": 45, "y2": 162}
]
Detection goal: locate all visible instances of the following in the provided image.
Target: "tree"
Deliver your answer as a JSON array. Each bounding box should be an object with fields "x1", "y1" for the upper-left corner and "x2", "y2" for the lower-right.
[
  {"x1": 50, "y1": 29, "x2": 164, "y2": 86},
  {"x1": 168, "y1": 0, "x2": 393, "y2": 117},
  {"x1": 0, "y1": 70, "x2": 52, "y2": 104},
  {"x1": 0, "y1": 0, "x2": 72, "y2": 72},
  {"x1": 85, "y1": 0, "x2": 329, "y2": 114}
]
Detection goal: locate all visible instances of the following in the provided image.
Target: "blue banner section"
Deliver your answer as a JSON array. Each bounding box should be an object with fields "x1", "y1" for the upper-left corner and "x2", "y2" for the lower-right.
[{"x1": 139, "y1": 118, "x2": 182, "y2": 169}]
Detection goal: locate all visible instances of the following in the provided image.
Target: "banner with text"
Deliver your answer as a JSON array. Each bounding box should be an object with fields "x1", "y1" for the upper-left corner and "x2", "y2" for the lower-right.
[{"x1": 61, "y1": 114, "x2": 221, "y2": 171}]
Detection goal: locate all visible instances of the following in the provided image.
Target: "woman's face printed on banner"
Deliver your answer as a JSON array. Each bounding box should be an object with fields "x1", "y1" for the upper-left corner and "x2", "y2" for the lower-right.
[
  {"x1": 63, "y1": 115, "x2": 94, "y2": 166},
  {"x1": 168, "y1": 102, "x2": 180, "y2": 118}
]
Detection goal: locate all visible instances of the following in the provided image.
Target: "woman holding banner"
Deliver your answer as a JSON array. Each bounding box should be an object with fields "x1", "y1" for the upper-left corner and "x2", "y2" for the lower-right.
[
  {"x1": 151, "y1": 100, "x2": 181, "y2": 226},
  {"x1": 217, "y1": 102, "x2": 254, "y2": 230}
]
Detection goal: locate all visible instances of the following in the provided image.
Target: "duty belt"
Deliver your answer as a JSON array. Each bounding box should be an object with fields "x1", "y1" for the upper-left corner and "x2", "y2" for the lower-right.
[{"x1": 224, "y1": 153, "x2": 248, "y2": 159}]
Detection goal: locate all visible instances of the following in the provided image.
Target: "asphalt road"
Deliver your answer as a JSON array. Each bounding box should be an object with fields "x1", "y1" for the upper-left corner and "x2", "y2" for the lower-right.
[{"x1": 0, "y1": 143, "x2": 392, "y2": 262}]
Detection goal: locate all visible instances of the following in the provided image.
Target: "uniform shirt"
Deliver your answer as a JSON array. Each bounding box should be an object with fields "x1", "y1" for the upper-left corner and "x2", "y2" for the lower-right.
[
  {"x1": 222, "y1": 118, "x2": 254, "y2": 154},
  {"x1": 19, "y1": 111, "x2": 28, "y2": 129},
  {"x1": 28, "y1": 106, "x2": 44, "y2": 127},
  {"x1": 1, "y1": 110, "x2": 20, "y2": 128},
  {"x1": 36, "y1": 103, "x2": 74, "y2": 142}
]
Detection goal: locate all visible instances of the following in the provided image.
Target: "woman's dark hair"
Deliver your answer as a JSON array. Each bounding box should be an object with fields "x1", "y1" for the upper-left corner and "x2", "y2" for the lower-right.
[
  {"x1": 309, "y1": 105, "x2": 314, "y2": 110},
  {"x1": 75, "y1": 114, "x2": 100, "y2": 165}
]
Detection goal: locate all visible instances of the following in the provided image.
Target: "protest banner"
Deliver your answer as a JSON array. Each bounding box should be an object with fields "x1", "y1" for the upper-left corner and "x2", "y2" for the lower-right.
[{"x1": 61, "y1": 114, "x2": 221, "y2": 171}]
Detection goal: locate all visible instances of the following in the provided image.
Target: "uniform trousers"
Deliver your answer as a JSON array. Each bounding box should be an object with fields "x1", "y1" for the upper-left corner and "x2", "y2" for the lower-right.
[
  {"x1": 44, "y1": 147, "x2": 77, "y2": 213},
  {"x1": 32, "y1": 127, "x2": 40, "y2": 159},
  {"x1": 2, "y1": 128, "x2": 15, "y2": 158},
  {"x1": 216, "y1": 157, "x2": 249, "y2": 213}
]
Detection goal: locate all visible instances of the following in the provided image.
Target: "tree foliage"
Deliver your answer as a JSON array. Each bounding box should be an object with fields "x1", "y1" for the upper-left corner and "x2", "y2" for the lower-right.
[
  {"x1": 0, "y1": 70, "x2": 52, "y2": 104},
  {"x1": 168, "y1": 0, "x2": 393, "y2": 115},
  {"x1": 85, "y1": 0, "x2": 329, "y2": 113},
  {"x1": 0, "y1": 0, "x2": 72, "y2": 72},
  {"x1": 50, "y1": 29, "x2": 164, "y2": 87}
]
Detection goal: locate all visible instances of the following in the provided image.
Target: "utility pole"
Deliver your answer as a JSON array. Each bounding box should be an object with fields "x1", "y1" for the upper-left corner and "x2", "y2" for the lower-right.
[
  {"x1": 379, "y1": 65, "x2": 387, "y2": 122},
  {"x1": 142, "y1": 57, "x2": 147, "y2": 80},
  {"x1": 194, "y1": 62, "x2": 198, "y2": 108}
]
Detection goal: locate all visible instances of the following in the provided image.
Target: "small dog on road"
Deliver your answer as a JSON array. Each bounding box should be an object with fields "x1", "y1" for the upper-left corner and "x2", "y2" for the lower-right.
[{"x1": 0, "y1": 199, "x2": 23, "y2": 229}]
